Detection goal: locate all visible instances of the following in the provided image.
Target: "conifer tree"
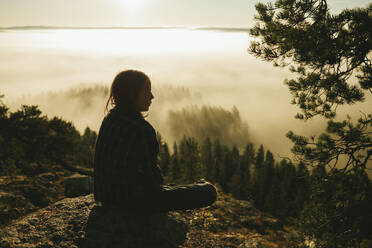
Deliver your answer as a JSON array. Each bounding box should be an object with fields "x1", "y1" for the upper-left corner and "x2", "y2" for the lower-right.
[
  {"x1": 228, "y1": 161, "x2": 243, "y2": 199},
  {"x1": 230, "y1": 146, "x2": 239, "y2": 174},
  {"x1": 228, "y1": 143, "x2": 253, "y2": 200},
  {"x1": 160, "y1": 142, "x2": 171, "y2": 177},
  {"x1": 220, "y1": 145, "x2": 232, "y2": 191},
  {"x1": 255, "y1": 145, "x2": 264, "y2": 169},
  {"x1": 178, "y1": 137, "x2": 187, "y2": 181},
  {"x1": 157, "y1": 132, "x2": 171, "y2": 177},
  {"x1": 252, "y1": 144, "x2": 265, "y2": 207},
  {"x1": 181, "y1": 136, "x2": 200, "y2": 183},
  {"x1": 226, "y1": 145, "x2": 240, "y2": 191},
  {"x1": 242, "y1": 143, "x2": 255, "y2": 167},
  {"x1": 212, "y1": 139, "x2": 223, "y2": 185},
  {"x1": 277, "y1": 159, "x2": 297, "y2": 218},
  {"x1": 249, "y1": 0, "x2": 372, "y2": 245},
  {"x1": 264, "y1": 164, "x2": 281, "y2": 216},
  {"x1": 261, "y1": 150, "x2": 275, "y2": 211},
  {"x1": 201, "y1": 137, "x2": 213, "y2": 181},
  {"x1": 240, "y1": 143, "x2": 255, "y2": 199},
  {"x1": 170, "y1": 141, "x2": 181, "y2": 182}
]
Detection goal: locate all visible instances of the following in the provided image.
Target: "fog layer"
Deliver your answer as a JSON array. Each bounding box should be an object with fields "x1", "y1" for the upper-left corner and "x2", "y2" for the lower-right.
[{"x1": 2, "y1": 29, "x2": 370, "y2": 158}]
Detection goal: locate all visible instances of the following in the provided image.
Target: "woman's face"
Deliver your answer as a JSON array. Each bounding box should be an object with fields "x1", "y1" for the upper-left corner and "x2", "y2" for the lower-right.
[{"x1": 136, "y1": 79, "x2": 154, "y2": 111}]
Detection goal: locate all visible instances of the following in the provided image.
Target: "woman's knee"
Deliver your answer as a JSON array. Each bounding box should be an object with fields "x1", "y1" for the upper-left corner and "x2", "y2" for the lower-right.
[{"x1": 202, "y1": 182, "x2": 217, "y2": 205}]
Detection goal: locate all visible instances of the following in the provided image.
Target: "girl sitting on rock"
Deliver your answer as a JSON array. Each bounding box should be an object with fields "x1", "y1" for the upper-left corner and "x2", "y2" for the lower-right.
[{"x1": 93, "y1": 69, "x2": 217, "y2": 215}]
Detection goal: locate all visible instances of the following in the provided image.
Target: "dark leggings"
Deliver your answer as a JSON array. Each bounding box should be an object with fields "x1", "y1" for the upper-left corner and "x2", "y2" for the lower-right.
[
  {"x1": 116, "y1": 182, "x2": 218, "y2": 216},
  {"x1": 154, "y1": 182, "x2": 217, "y2": 212}
]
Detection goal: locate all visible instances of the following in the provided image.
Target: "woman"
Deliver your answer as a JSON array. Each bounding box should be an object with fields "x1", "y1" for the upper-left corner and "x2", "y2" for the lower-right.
[{"x1": 93, "y1": 69, "x2": 217, "y2": 215}]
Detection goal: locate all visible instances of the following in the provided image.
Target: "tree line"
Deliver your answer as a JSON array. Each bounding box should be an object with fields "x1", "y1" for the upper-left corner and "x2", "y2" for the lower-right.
[
  {"x1": 157, "y1": 133, "x2": 311, "y2": 220},
  {"x1": 0, "y1": 97, "x2": 97, "y2": 176}
]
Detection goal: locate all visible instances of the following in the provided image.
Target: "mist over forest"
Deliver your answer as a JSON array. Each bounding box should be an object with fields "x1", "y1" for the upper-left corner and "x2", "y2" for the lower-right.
[
  {"x1": 7, "y1": 84, "x2": 250, "y2": 151},
  {"x1": 5, "y1": 80, "x2": 371, "y2": 160}
]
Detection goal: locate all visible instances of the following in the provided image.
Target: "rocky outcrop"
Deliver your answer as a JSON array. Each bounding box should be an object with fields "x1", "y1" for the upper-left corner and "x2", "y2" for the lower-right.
[
  {"x1": 0, "y1": 194, "x2": 189, "y2": 248},
  {"x1": 0, "y1": 172, "x2": 68, "y2": 226},
  {"x1": 0, "y1": 193, "x2": 301, "y2": 248},
  {"x1": 0, "y1": 165, "x2": 93, "y2": 226}
]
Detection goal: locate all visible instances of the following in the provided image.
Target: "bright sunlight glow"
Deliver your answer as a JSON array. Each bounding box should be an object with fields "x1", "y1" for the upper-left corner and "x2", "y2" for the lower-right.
[
  {"x1": 32, "y1": 29, "x2": 249, "y2": 55},
  {"x1": 121, "y1": 0, "x2": 143, "y2": 10}
]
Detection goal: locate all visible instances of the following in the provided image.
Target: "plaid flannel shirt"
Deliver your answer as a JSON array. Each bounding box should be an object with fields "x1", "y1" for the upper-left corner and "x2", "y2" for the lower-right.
[{"x1": 93, "y1": 107, "x2": 163, "y2": 208}]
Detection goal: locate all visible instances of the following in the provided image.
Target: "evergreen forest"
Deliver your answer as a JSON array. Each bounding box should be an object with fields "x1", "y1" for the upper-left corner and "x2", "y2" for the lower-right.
[
  {"x1": 0, "y1": 98, "x2": 97, "y2": 177},
  {"x1": 2, "y1": 96, "x2": 371, "y2": 247}
]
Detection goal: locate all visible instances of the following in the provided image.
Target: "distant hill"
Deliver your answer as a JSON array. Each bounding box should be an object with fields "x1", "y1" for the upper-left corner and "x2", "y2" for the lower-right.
[{"x1": 0, "y1": 26, "x2": 250, "y2": 33}]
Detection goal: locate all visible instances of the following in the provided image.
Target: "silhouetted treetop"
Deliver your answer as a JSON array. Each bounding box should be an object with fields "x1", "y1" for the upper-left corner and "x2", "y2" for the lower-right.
[{"x1": 249, "y1": 0, "x2": 372, "y2": 119}]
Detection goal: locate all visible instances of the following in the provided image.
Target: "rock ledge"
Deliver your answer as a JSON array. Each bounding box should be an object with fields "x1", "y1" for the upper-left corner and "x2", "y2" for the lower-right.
[{"x1": 0, "y1": 194, "x2": 189, "y2": 248}]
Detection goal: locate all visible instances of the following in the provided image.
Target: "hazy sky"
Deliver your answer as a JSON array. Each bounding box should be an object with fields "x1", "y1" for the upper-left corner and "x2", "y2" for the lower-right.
[
  {"x1": 0, "y1": 0, "x2": 371, "y2": 27},
  {"x1": 0, "y1": 0, "x2": 371, "y2": 160}
]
